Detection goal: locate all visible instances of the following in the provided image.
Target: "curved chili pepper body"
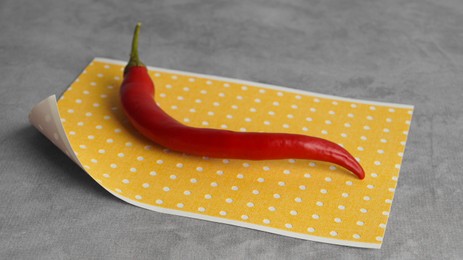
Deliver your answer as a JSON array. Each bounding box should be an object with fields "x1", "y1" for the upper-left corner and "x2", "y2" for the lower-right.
[{"x1": 120, "y1": 24, "x2": 365, "y2": 179}]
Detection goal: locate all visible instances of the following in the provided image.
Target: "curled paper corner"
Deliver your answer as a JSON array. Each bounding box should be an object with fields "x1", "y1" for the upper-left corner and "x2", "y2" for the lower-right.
[{"x1": 29, "y1": 95, "x2": 82, "y2": 168}]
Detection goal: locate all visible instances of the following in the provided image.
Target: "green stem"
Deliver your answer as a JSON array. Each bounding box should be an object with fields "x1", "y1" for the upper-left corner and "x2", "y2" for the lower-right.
[{"x1": 126, "y1": 22, "x2": 145, "y2": 70}]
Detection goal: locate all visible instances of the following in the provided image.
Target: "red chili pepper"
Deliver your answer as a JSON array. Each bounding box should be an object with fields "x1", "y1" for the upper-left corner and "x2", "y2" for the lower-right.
[{"x1": 120, "y1": 23, "x2": 365, "y2": 179}]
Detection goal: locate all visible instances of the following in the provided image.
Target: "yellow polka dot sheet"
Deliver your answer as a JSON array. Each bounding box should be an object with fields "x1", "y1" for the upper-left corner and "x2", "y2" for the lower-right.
[{"x1": 29, "y1": 57, "x2": 414, "y2": 249}]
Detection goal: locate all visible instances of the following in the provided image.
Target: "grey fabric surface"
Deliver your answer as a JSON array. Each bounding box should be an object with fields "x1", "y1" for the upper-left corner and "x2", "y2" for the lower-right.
[{"x1": 1, "y1": 0, "x2": 462, "y2": 258}]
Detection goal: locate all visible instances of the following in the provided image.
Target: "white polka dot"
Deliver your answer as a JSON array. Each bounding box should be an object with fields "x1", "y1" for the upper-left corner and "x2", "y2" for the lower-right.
[
  {"x1": 219, "y1": 211, "x2": 227, "y2": 216},
  {"x1": 353, "y1": 234, "x2": 361, "y2": 239},
  {"x1": 273, "y1": 193, "x2": 281, "y2": 199},
  {"x1": 330, "y1": 231, "x2": 338, "y2": 237},
  {"x1": 252, "y1": 189, "x2": 260, "y2": 195},
  {"x1": 290, "y1": 210, "x2": 298, "y2": 216},
  {"x1": 122, "y1": 179, "x2": 130, "y2": 184},
  {"x1": 285, "y1": 223, "x2": 293, "y2": 229},
  {"x1": 170, "y1": 175, "x2": 177, "y2": 180},
  {"x1": 198, "y1": 207, "x2": 205, "y2": 212},
  {"x1": 307, "y1": 227, "x2": 315, "y2": 233},
  {"x1": 299, "y1": 185, "x2": 306, "y2": 190},
  {"x1": 338, "y1": 205, "x2": 346, "y2": 210},
  {"x1": 163, "y1": 187, "x2": 170, "y2": 192},
  {"x1": 376, "y1": 236, "x2": 383, "y2": 242},
  {"x1": 263, "y1": 219, "x2": 271, "y2": 224},
  {"x1": 360, "y1": 208, "x2": 368, "y2": 213},
  {"x1": 316, "y1": 201, "x2": 324, "y2": 206},
  {"x1": 320, "y1": 189, "x2": 328, "y2": 194},
  {"x1": 356, "y1": 221, "x2": 364, "y2": 226},
  {"x1": 225, "y1": 198, "x2": 233, "y2": 203},
  {"x1": 295, "y1": 197, "x2": 302, "y2": 203},
  {"x1": 241, "y1": 215, "x2": 249, "y2": 220},
  {"x1": 142, "y1": 183, "x2": 150, "y2": 188},
  {"x1": 312, "y1": 214, "x2": 320, "y2": 220},
  {"x1": 130, "y1": 168, "x2": 137, "y2": 173},
  {"x1": 177, "y1": 203, "x2": 184, "y2": 208},
  {"x1": 135, "y1": 195, "x2": 142, "y2": 200},
  {"x1": 268, "y1": 206, "x2": 276, "y2": 212},
  {"x1": 190, "y1": 178, "x2": 197, "y2": 183},
  {"x1": 246, "y1": 202, "x2": 254, "y2": 207}
]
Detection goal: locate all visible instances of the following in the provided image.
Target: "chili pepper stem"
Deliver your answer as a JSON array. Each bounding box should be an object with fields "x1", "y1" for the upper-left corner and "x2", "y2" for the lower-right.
[{"x1": 125, "y1": 22, "x2": 145, "y2": 73}]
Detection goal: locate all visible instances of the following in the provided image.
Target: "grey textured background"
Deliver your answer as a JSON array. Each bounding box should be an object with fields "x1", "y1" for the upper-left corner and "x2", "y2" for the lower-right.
[{"x1": 1, "y1": 0, "x2": 462, "y2": 259}]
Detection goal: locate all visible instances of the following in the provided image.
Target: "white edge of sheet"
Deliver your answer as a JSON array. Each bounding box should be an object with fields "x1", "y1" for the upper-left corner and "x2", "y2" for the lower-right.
[
  {"x1": 106, "y1": 188, "x2": 382, "y2": 249},
  {"x1": 94, "y1": 57, "x2": 414, "y2": 109}
]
